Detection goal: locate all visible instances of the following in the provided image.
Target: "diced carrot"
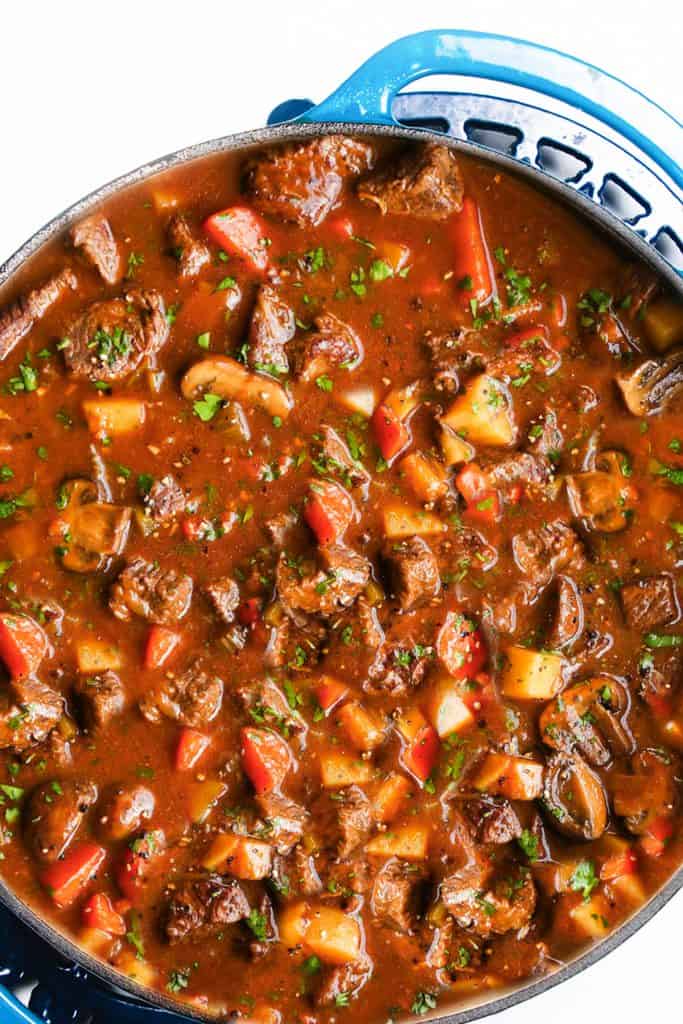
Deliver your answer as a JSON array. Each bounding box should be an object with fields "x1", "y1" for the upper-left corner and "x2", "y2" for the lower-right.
[
  {"x1": 455, "y1": 463, "x2": 501, "y2": 524},
  {"x1": 436, "y1": 612, "x2": 487, "y2": 681},
  {"x1": 304, "y1": 479, "x2": 354, "y2": 545},
  {"x1": 371, "y1": 402, "x2": 411, "y2": 461},
  {"x1": 373, "y1": 773, "x2": 413, "y2": 823},
  {"x1": 314, "y1": 675, "x2": 349, "y2": 714},
  {"x1": 639, "y1": 815, "x2": 674, "y2": 857},
  {"x1": 450, "y1": 197, "x2": 493, "y2": 302},
  {"x1": 204, "y1": 206, "x2": 270, "y2": 272},
  {"x1": 0, "y1": 613, "x2": 50, "y2": 680},
  {"x1": 42, "y1": 842, "x2": 106, "y2": 908},
  {"x1": 400, "y1": 452, "x2": 449, "y2": 503},
  {"x1": 202, "y1": 833, "x2": 272, "y2": 879},
  {"x1": 328, "y1": 216, "x2": 354, "y2": 239},
  {"x1": 279, "y1": 903, "x2": 362, "y2": 964},
  {"x1": 143, "y1": 625, "x2": 181, "y2": 670},
  {"x1": 81, "y1": 892, "x2": 126, "y2": 935},
  {"x1": 472, "y1": 752, "x2": 544, "y2": 800},
  {"x1": 175, "y1": 727, "x2": 211, "y2": 771},
  {"x1": 241, "y1": 727, "x2": 292, "y2": 794}
]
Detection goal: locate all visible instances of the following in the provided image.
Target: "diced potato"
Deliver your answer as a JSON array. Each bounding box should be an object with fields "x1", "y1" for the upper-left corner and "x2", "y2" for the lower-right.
[
  {"x1": 114, "y1": 950, "x2": 159, "y2": 986},
  {"x1": 568, "y1": 891, "x2": 611, "y2": 938},
  {"x1": 643, "y1": 297, "x2": 683, "y2": 351},
  {"x1": 187, "y1": 779, "x2": 227, "y2": 823},
  {"x1": 609, "y1": 872, "x2": 645, "y2": 905},
  {"x1": 313, "y1": 675, "x2": 349, "y2": 714},
  {"x1": 76, "y1": 638, "x2": 122, "y2": 673},
  {"x1": 366, "y1": 822, "x2": 430, "y2": 860},
  {"x1": 472, "y1": 752, "x2": 544, "y2": 800},
  {"x1": 501, "y1": 646, "x2": 565, "y2": 700},
  {"x1": 427, "y1": 678, "x2": 475, "y2": 738},
  {"x1": 319, "y1": 752, "x2": 373, "y2": 788},
  {"x1": 372, "y1": 773, "x2": 413, "y2": 823},
  {"x1": 382, "y1": 505, "x2": 447, "y2": 539},
  {"x1": 395, "y1": 707, "x2": 428, "y2": 744},
  {"x1": 383, "y1": 379, "x2": 423, "y2": 420},
  {"x1": 441, "y1": 374, "x2": 515, "y2": 447},
  {"x1": 438, "y1": 422, "x2": 475, "y2": 466},
  {"x1": 336, "y1": 386, "x2": 377, "y2": 418},
  {"x1": 337, "y1": 701, "x2": 385, "y2": 751},
  {"x1": 400, "y1": 452, "x2": 449, "y2": 503},
  {"x1": 83, "y1": 398, "x2": 146, "y2": 436},
  {"x1": 279, "y1": 902, "x2": 361, "y2": 964},
  {"x1": 202, "y1": 833, "x2": 272, "y2": 879}
]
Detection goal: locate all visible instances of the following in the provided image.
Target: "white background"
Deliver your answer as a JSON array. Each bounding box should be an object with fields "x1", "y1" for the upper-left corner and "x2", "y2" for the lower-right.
[{"x1": 0, "y1": 1, "x2": 680, "y2": 1022}]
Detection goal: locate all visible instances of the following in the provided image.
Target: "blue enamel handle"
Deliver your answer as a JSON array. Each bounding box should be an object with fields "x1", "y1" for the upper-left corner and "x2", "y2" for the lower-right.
[{"x1": 298, "y1": 30, "x2": 682, "y2": 192}]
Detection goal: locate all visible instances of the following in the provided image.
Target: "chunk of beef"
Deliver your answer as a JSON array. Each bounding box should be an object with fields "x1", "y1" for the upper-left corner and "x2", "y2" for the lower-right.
[
  {"x1": 256, "y1": 793, "x2": 308, "y2": 854},
  {"x1": 236, "y1": 678, "x2": 305, "y2": 734},
  {"x1": 73, "y1": 671, "x2": 125, "y2": 729},
  {"x1": 244, "y1": 135, "x2": 374, "y2": 227},
  {"x1": 638, "y1": 649, "x2": 682, "y2": 705},
  {"x1": 295, "y1": 313, "x2": 363, "y2": 380},
  {"x1": 205, "y1": 576, "x2": 240, "y2": 625},
  {"x1": 249, "y1": 891, "x2": 277, "y2": 959},
  {"x1": 0, "y1": 268, "x2": 77, "y2": 361},
  {"x1": 382, "y1": 537, "x2": 441, "y2": 612},
  {"x1": 0, "y1": 679, "x2": 63, "y2": 753},
  {"x1": 487, "y1": 931, "x2": 548, "y2": 982},
  {"x1": 276, "y1": 545, "x2": 370, "y2": 619},
  {"x1": 70, "y1": 213, "x2": 121, "y2": 284},
  {"x1": 371, "y1": 859, "x2": 426, "y2": 933},
  {"x1": 264, "y1": 613, "x2": 327, "y2": 671},
  {"x1": 358, "y1": 144, "x2": 464, "y2": 220},
  {"x1": 464, "y1": 797, "x2": 522, "y2": 845},
  {"x1": 423, "y1": 329, "x2": 483, "y2": 392},
  {"x1": 530, "y1": 407, "x2": 563, "y2": 459},
  {"x1": 486, "y1": 452, "x2": 553, "y2": 489},
  {"x1": 315, "y1": 955, "x2": 372, "y2": 1007},
  {"x1": 139, "y1": 665, "x2": 223, "y2": 728},
  {"x1": 165, "y1": 873, "x2": 250, "y2": 943},
  {"x1": 264, "y1": 508, "x2": 300, "y2": 548},
  {"x1": 365, "y1": 636, "x2": 431, "y2": 696},
  {"x1": 144, "y1": 475, "x2": 185, "y2": 522},
  {"x1": 547, "y1": 576, "x2": 584, "y2": 650},
  {"x1": 62, "y1": 288, "x2": 168, "y2": 381},
  {"x1": 317, "y1": 425, "x2": 371, "y2": 491},
  {"x1": 110, "y1": 557, "x2": 193, "y2": 625},
  {"x1": 98, "y1": 784, "x2": 155, "y2": 840},
  {"x1": 442, "y1": 866, "x2": 536, "y2": 937},
  {"x1": 512, "y1": 520, "x2": 585, "y2": 589},
  {"x1": 620, "y1": 575, "x2": 679, "y2": 631},
  {"x1": 292, "y1": 845, "x2": 322, "y2": 895},
  {"x1": 337, "y1": 786, "x2": 372, "y2": 859},
  {"x1": 167, "y1": 213, "x2": 210, "y2": 278},
  {"x1": 247, "y1": 284, "x2": 295, "y2": 375},
  {"x1": 25, "y1": 778, "x2": 97, "y2": 864}
]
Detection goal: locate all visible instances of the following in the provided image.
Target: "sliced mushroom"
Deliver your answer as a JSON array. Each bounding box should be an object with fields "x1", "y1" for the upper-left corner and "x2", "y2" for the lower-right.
[
  {"x1": 542, "y1": 752, "x2": 608, "y2": 841},
  {"x1": 566, "y1": 450, "x2": 636, "y2": 532},
  {"x1": 616, "y1": 349, "x2": 683, "y2": 417},
  {"x1": 181, "y1": 356, "x2": 292, "y2": 420},
  {"x1": 57, "y1": 478, "x2": 131, "y2": 573},
  {"x1": 539, "y1": 677, "x2": 633, "y2": 767},
  {"x1": 611, "y1": 748, "x2": 678, "y2": 835}
]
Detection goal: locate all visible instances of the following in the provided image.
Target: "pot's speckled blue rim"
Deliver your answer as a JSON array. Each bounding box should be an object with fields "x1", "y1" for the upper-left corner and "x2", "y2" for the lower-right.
[{"x1": 0, "y1": 29, "x2": 681, "y2": 1024}]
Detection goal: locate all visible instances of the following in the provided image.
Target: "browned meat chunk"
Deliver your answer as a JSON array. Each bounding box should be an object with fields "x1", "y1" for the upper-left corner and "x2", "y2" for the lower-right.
[
  {"x1": 358, "y1": 143, "x2": 464, "y2": 220},
  {"x1": 264, "y1": 508, "x2": 300, "y2": 548},
  {"x1": 315, "y1": 955, "x2": 372, "y2": 1007},
  {"x1": 25, "y1": 779, "x2": 97, "y2": 864},
  {"x1": 205, "y1": 576, "x2": 240, "y2": 624},
  {"x1": 70, "y1": 214, "x2": 121, "y2": 284},
  {"x1": 530, "y1": 407, "x2": 563, "y2": 459},
  {"x1": 165, "y1": 873, "x2": 250, "y2": 943},
  {"x1": 256, "y1": 793, "x2": 308, "y2": 854},
  {"x1": 383, "y1": 537, "x2": 441, "y2": 611},
  {"x1": 245, "y1": 135, "x2": 374, "y2": 227},
  {"x1": 139, "y1": 665, "x2": 223, "y2": 727},
  {"x1": 547, "y1": 576, "x2": 584, "y2": 650},
  {"x1": 62, "y1": 288, "x2": 168, "y2": 381},
  {"x1": 464, "y1": 797, "x2": 522, "y2": 845},
  {"x1": 247, "y1": 284, "x2": 295, "y2": 375},
  {"x1": 0, "y1": 268, "x2": 77, "y2": 361},
  {"x1": 98, "y1": 784, "x2": 155, "y2": 840},
  {"x1": 486, "y1": 452, "x2": 553, "y2": 489},
  {"x1": 144, "y1": 475, "x2": 185, "y2": 521},
  {"x1": 0, "y1": 679, "x2": 63, "y2": 753},
  {"x1": 292, "y1": 845, "x2": 322, "y2": 895},
  {"x1": 365, "y1": 636, "x2": 431, "y2": 696},
  {"x1": 236, "y1": 678, "x2": 305, "y2": 734},
  {"x1": 371, "y1": 859, "x2": 426, "y2": 932},
  {"x1": 337, "y1": 786, "x2": 372, "y2": 859},
  {"x1": 248, "y1": 891, "x2": 277, "y2": 959},
  {"x1": 73, "y1": 671, "x2": 125, "y2": 729},
  {"x1": 167, "y1": 213, "x2": 210, "y2": 279},
  {"x1": 296, "y1": 313, "x2": 363, "y2": 380},
  {"x1": 442, "y1": 865, "x2": 536, "y2": 937},
  {"x1": 423, "y1": 329, "x2": 483, "y2": 392},
  {"x1": 620, "y1": 575, "x2": 678, "y2": 631},
  {"x1": 512, "y1": 520, "x2": 585, "y2": 589},
  {"x1": 276, "y1": 545, "x2": 370, "y2": 619},
  {"x1": 317, "y1": 425, "x2": 371, "y2": 490},
  {"x1": 110, "y1": 557, "x2": 193, "y2": 625},
  {"x1": 638, "y1": 649, "x2": 682, "y2": 704}
]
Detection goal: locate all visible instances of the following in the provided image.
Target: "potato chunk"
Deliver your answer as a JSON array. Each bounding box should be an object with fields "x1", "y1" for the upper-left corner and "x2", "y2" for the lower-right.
[
  {"x1": 501, "y1": 646, "x2": 565, "y2": 700},
  {"x1": 441, "y1": 374, "x2": 516, "y2": 446}
]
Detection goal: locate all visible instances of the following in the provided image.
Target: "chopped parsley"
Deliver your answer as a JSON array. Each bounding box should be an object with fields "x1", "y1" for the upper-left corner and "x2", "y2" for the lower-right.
[
  {"x1": 193, "y1": 392, "x2": 223, "y2": 422},
  {"x1": 569, "y1": 859, "x2": 599, "y2": 902},
  {"x1": 411, "y1": 991, "x2": 437, "y2": 1016}
]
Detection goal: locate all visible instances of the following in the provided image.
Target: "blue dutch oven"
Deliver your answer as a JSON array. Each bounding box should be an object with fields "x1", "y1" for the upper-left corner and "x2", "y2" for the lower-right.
[{"x1": 0, "y1": 28, "x2": 681, "y2": 1024}]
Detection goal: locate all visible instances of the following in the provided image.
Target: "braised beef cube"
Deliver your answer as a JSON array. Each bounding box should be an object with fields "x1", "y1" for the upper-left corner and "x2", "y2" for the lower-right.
[
  {"x1": 423, "y1": 329, "x2": 483, "y2": 392},
  {"x1": 264, "y1": 508, "x2": 300, "y2": 548},
  {"x1": 465, "y1": 797, "x2": 522, "y2": 845},
  {"x1": 365, "y1": 635, "x2": 430, "y2": 696},
  {"x1": 292, "y1": 845, "x2": 322, "y2": 895},
  {"x1": 25, "y1": 778, "x2": 98, "y2": 864},
  {"x1": 530, "y1": 407, "x2": 563, "y2": 460},
  {"x1": 547, "y1": 576, "x2": 584, "y2": 650},
  {"x1": 295, "y1": 313, "x2": 363, "y2": 381},
  {"x1": 110, "y1": 557, "x2": 193, "y2": 625},
  {"x1": 639, "y1": 648, "x2": 681, "y2": 703},
  {"x1": 0, "y1": 268, "x2": 77, "y2": 360},
  {"x1": 247, "y1": 284, "x2": 295, "y2": 375},
  {"x1": 371, "y1": 860, "x2": 426, "y2": 933},
  {"x1": 144, "y1": 475, "x2": 185, "y2": 521},
  {"x1": 620, "y1": 575, "x2": 678, "y2": 631},
  {"x1": 383, "y1": 537, "x2": 441, "y2": 611},
  {"x1": 165, "y1": 873, "x2": 250, "y2": 943},
  {"x1": 276, "y1": 545, "x2": 370, "y2": 619},
  {"x1": 236, "y1": 678, "x2": 305, "y2": 734},
  {"x1": 205, "y1": 576, "x2": 240, "y2": 624},
  {"x1": 0, "y1": 680, "x2": 64, "y2": 753},
  {"x1": 315, "y1": 955, "x2": 372, "y2": 1007},
  {"x1": 74, "y1": 671, "x2": 125, "y2": 729},
  {"x1": 512, "y1": 520, "x2": 585, "y2": 589},
  {"x1": 486, "y1": 452, "x2": 552, "y2": 489},
  {"x1": 167, "y1": 213, "x2": 210, "y2": 278},
  {"x1": 70, "y1": 214, "x2": 121, "y2": 284},
  {"x1": 139, "y1": 664, "x2": 223, "y2": 728},
  {"x1": 442, "y1": 866, "x2": 536, "y2": 937},
  {"x1": 358, "y1": 143, "x2": 464, "y2": 220},
  {"x1": 337, "y1": 786, "x2": 372, "y2": 859},
  {"x1": 244, "y1": 135, "x2": 374, "y2": 226},
  {"x1": 256, "y1": 793, "x2": 308, "y2": 854},
  {"x1": 248, "y1": 891, "x2": 277, "y2": 959},
  {"x1": 317, "y1": 425, "x2": 371, "y2": 491}
]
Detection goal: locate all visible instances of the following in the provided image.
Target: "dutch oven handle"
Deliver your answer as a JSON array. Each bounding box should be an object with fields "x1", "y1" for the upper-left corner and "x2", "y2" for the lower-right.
[{"x1": 283, "y1": 29, "x2": 682, "y2": 194}]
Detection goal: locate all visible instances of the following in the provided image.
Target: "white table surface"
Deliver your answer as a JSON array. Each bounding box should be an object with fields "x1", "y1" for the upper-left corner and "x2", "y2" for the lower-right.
[{"x1": 1, "y1": 2, "x2": 680, "y2": 1022}]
